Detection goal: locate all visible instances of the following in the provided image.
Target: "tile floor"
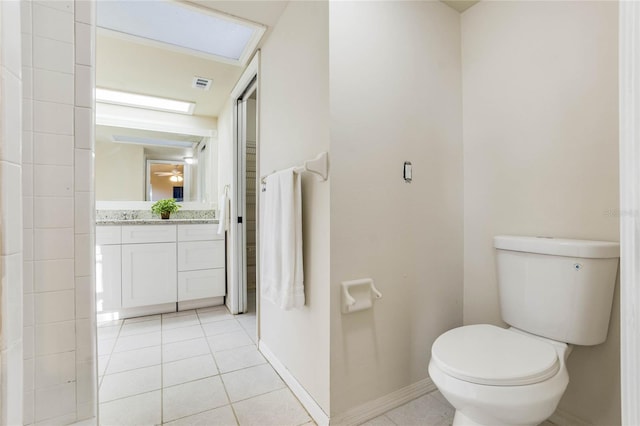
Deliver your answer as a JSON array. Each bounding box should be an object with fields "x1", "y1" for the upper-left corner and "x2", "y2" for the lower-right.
[
  {"x1": 97, "y1": 304, "x2": 313, "y2": 426},
  {"x1": 97, "y1": 305, "x2": 554, "y2": 426}
]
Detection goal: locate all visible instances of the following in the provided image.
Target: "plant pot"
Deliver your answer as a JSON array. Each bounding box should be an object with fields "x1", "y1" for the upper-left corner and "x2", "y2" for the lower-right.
[{"x1": 161, "y1": 212, "x2": 170, "y2": 220}]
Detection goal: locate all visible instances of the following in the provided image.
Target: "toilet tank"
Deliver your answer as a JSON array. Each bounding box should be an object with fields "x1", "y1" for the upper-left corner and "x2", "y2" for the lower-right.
[{"x1": 494, "y1": 236, "x2": 619, "y2": 346}]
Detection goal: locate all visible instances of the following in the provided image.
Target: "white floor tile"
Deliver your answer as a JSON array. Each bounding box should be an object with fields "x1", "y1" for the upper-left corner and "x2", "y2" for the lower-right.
[
  {"x1": 98, "y1": 319, "x2": 122, "y2": 328},
  {"x1": 97, "y1": 356, "x2": 109, "y2": 377},
  {"x1": 163, "y1": 324, "x2": 205, "y2": 344},
  {"x1": 163, "y1": 310, "x2": 196, "y2": 319},
  {"x1": 236, "y1": 314, "x2": 255, "y2": 328},
  {"x1": 163, "y1": 353, "x2": 219, "y2": 387},
  {"x1": 163, "y1": 313, "x2": 200, "y2": 330},
  {"x1": 163, "y1": 376, "x2": 229, "y2": 422},
  {"x1": 97, "y1": 325, "x2": 120, "y2": 341},
  {"x1": 201, "y1": 319, "x2": 243, "y2": 337},
  {"x1": 99, "y1": 365, "x2": 161, "y2": 403},
  {"x1": 99, "y1": 390, "x2": 161, "y2": 426},
  {"x1": 197, "y1": 307, "x2": 234, "y2": 324},
  {"x1": 221, "y1": 363, "x2": 285, "y2": 402},
  {"x1": 163, "y1": 338, "x2": 211, "y2": 363},
  {"x1": 207, "y1": 331, "x2": 253, "y2": 353},
  {"x1": 232, "y1": 388, "x2": 310, "y2": 426},
  {"x1": 105, "y1": 346, "x2": 161, "y2": 375},
  {"x1": 162, "y1": 404, "x2": 237, "y2": 426},
  {"x1": 359, "y1": 414, "x2": 397, "y2": 426},
  {"x1": 97, "y1": 338, "x2": 116, "y2": 356},
  {"x1": 124, "y1": 314, "x2": 161, "y2": 324},
  {"x1": 214, "y1": 345, "x2": 266, "y2": 374},
  {"x1": 385, "y1": 394, "x2": 454, "y2": 426},
  {"x1": 119, "y1": 318, "x2": 161, "y2": 337},
  {"x1": 113, "y1": 331, "x2": 161, "y2": 353}
]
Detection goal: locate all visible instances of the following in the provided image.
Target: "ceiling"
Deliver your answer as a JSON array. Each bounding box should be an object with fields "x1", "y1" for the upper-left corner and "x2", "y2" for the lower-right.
[
  {"x1": 96, "y1": 0, "x2": 477, "y2": 123},
  {"x1": 96, "y1": 1, "x2": 289, "y2": 119},
  {"x1": 441, "y1": 0, "x2": 480, "y2": 13}
]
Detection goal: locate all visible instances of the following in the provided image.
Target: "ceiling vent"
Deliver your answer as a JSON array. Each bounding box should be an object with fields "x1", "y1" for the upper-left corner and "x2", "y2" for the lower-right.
[{"x1": 192, "y1": 77, "x2": 213, "y2": 91}]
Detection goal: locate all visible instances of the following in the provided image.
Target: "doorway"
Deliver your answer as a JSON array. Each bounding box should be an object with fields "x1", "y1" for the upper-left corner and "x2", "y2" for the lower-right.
[{"x1": 228, "y1": 56, "x2": 260, "y2": 316}]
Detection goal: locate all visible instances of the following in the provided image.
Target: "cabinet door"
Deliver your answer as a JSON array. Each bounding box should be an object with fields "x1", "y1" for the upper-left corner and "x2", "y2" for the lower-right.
[
  {"x1": 178, "y1": 240, "x2": 225, "y2": 271},
  {"x1": 122, "y1": 243, "x2": 177, "y2": 308},
  {"x1": 178, "y1": 269, "x2": 226, "y2": 301},
  {"x1": 96, "y1": 244, "x2": 121, "y2": 312}
]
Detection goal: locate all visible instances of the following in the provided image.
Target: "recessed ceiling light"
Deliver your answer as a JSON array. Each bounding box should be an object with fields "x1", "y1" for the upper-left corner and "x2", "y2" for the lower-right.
[
  {"x1": 96, "y1": 88, "x2": 195, "y2": 115},
  {"x1": 111, "y1": 134, "x2": 195, "y2": 149}
]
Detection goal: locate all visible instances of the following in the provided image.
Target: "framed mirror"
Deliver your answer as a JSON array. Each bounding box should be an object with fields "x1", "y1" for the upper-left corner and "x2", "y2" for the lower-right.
[{"x1": 95, "y1": 125, "x2": 214, "y2": 204}]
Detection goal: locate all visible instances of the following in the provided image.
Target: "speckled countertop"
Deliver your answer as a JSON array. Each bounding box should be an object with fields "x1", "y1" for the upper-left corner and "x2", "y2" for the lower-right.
[
  {"x1": 96, "y1": 209, "x2": 218, "y2": 225},
  {"x1": 97, "y1": 218, "x2": 218, "y2": 225}
]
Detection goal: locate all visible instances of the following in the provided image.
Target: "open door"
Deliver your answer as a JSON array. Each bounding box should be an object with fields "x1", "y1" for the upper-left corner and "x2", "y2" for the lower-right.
[{"x1": 228, "y1": 77, "x2": 257, "y2": 314}]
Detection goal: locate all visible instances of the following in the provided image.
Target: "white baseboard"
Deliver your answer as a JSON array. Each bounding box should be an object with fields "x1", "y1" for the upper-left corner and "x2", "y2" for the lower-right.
[
  {"x1": 549, "y1": 408, "x2": 591, "y2": 426},
  {"x1": 259, "y1": 340, "x2": 435, "y2": 426},
  {"x1": 330, "y1": 377, "x2": 436, "y2": 426},
  {"x1": 258, "y1": 340, "x2": 330, "y2": 426}
]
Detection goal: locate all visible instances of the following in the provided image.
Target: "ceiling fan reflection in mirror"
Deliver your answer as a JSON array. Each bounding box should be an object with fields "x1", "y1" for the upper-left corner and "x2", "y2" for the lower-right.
[{"x1": 154, "y1": 167, "x2": 184, "y2": 182}]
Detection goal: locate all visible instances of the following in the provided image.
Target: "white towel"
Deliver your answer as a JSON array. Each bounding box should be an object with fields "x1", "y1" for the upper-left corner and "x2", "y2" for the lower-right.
[
  {"x1": 260, "y1": 168, "x2": 304, "y2": 310},
  {"x1": 217, "y1": 189, "x2": 228, "y2": 235}
]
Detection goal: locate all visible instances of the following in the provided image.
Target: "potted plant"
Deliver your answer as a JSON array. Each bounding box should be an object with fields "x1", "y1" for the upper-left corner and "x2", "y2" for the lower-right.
[{"x1": 151, "y1": 198, "x2": 181, "y2": 220}]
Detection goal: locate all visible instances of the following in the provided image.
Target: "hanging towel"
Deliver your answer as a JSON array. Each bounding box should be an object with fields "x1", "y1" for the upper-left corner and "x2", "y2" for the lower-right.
[
  {"x1": 217, "y1": 187, "x2": 229, "y2": 235},
  {"x1": 260, "y1": 168, "x2": 305, "y2": 310}
]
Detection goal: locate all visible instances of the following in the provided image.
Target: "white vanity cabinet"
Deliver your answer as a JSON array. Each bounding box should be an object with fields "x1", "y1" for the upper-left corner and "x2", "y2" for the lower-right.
[
  {"x1": 177, "y1": 224, "x2": 225, "y2": 303},
  {"x1": 96, "y1": 223, "x2": 224, "y2": 317}
]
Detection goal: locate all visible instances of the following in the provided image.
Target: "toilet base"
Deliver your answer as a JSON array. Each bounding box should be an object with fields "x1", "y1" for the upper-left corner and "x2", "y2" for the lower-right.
[
  {"x1": 453, "y1": 410, "x2": 539, "y2": 426},
  {"x1": 453, "y1": 411, "x2": 484, "y2": 426}
]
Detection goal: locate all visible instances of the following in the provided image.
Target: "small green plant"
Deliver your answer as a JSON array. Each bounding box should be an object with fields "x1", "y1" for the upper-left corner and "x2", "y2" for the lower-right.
[{"x1": 151, "y1": 198, "x2": 181, "y2": 219}]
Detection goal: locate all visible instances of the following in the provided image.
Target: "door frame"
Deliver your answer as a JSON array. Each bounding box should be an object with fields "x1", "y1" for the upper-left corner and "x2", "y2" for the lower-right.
[
  {"x1": 619, "y1": 3, "x2": 640, "y2": 424},
  {"x1": 228, "y1": 53, "x2": 260, "y2": 315}
]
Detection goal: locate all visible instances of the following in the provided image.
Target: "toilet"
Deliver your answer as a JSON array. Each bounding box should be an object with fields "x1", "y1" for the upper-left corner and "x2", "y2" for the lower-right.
[{"x1": 428, "y1": 235, "x2": 619, "y2": 426}]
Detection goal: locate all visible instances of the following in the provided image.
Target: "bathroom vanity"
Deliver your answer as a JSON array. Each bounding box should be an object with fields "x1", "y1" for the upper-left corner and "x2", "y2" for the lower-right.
[{"x1": 96, "y1": 219, "x2": 225, "y2": 318}]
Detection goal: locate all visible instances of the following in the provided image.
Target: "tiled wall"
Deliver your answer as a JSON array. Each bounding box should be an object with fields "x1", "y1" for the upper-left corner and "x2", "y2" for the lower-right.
[
  {"x1": 1, "y1": 0, "x2": 25, "y2": 424},
  {"x1": 21, "y1": 0, "x2": 97, "y2": 424}
]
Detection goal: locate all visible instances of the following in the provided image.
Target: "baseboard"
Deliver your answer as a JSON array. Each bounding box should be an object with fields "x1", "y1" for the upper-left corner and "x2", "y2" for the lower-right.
[
  {"x1": 549, "y1": 408, "x2": 592, "y2": 426},
  {"x1": 259, "y1": 341, "x2": 435, "y2": 426},
  {"x1": 258, "y1": 340, "x2": 330, "y2": 426},
  {"x1": 329, "y1": 377, "x2": 437, "y2": 426}
]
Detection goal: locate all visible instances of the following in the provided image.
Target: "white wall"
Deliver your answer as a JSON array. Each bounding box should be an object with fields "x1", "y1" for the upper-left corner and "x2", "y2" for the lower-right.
[
  {"x1": 20, "y1": 0, "x2": 98, "y2": 423},
  {"x1": 259, "y1": 0, "x2": 331, "y2": 413},
  {"x1": 329, "y1": 1, "x2": 463, "y2": 416},
  {"x1": 95, "y1": 140, "x2": 144, "y2": 201},
  {"x1": 461, "y1": 2, "x2": 619, "y2": 424}
]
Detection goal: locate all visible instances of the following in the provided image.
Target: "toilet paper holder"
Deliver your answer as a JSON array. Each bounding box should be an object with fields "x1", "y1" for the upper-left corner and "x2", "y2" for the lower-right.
[{"x1": 341, "y1": 278, "x2": 383, "y2": 314}]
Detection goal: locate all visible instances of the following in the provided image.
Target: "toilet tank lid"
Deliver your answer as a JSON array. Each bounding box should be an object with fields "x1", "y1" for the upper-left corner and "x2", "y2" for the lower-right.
[{"x1": 494, "y1": 235, "x2": 619, "y2": 259}]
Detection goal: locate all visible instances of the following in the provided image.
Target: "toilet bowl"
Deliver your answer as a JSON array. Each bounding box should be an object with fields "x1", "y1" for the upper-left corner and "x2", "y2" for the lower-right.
[
  {"x1": 428, "y1": 324, "x2": 570, "y2": 426},
  {"x1": 428, "y1": 236, "x2": 619, "y2": 426}
]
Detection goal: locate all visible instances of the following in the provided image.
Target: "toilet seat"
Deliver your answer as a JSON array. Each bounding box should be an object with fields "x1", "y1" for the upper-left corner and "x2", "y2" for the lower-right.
[{"x1": 431, "y1": 324, "x2": 560, "y2": 386}]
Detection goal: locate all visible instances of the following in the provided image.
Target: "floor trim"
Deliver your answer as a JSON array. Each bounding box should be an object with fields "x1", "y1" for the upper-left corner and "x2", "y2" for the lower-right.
[
  {"x1": 549, "y1": 408, "x2": 591, "y2": 426},
  {"x1": 258, "y1": 340, "x2": 330, "y2": 426},
  {"x1": 329, "y1": 377, "x2": 436, "y2": 426}
]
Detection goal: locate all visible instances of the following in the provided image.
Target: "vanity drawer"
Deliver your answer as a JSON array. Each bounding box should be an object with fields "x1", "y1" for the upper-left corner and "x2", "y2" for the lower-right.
[
  {"x1": 121, "y1": 225, "x2": 176, "y2": 244},
  {"x1": 178, "y1": 224, "x2": 222, "y2": 242},
  {"x1": 178, "y1": 240, "x2": 225, "y2": 271},
  {"x1": 96, "y1": 226, "x2": 121, "y2": 245},
  {"x1": 178, "y1": 268, "x2": 225, "y2": 301}
]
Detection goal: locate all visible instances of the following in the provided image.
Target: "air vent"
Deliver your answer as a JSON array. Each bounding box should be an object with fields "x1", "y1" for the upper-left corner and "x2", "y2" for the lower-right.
[{"x1": 192, "y1": 77, "x2": 213, "y2": 91}]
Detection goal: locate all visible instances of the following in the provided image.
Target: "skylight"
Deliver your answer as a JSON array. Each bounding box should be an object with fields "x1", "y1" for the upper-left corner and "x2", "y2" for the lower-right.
[{"x1": 97, "y1": 1, "x2": 265, "y2": 65}]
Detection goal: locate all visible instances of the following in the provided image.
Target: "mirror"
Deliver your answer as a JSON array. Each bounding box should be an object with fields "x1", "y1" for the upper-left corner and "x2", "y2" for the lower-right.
[{"x1": 95, "y1": 125, "x2": 212, "y2": 203}]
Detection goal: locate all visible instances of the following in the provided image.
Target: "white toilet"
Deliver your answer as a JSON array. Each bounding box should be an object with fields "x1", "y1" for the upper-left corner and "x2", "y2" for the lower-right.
[{"x1": 428, "y1": 235, "x2": 619, "y2": 426}]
